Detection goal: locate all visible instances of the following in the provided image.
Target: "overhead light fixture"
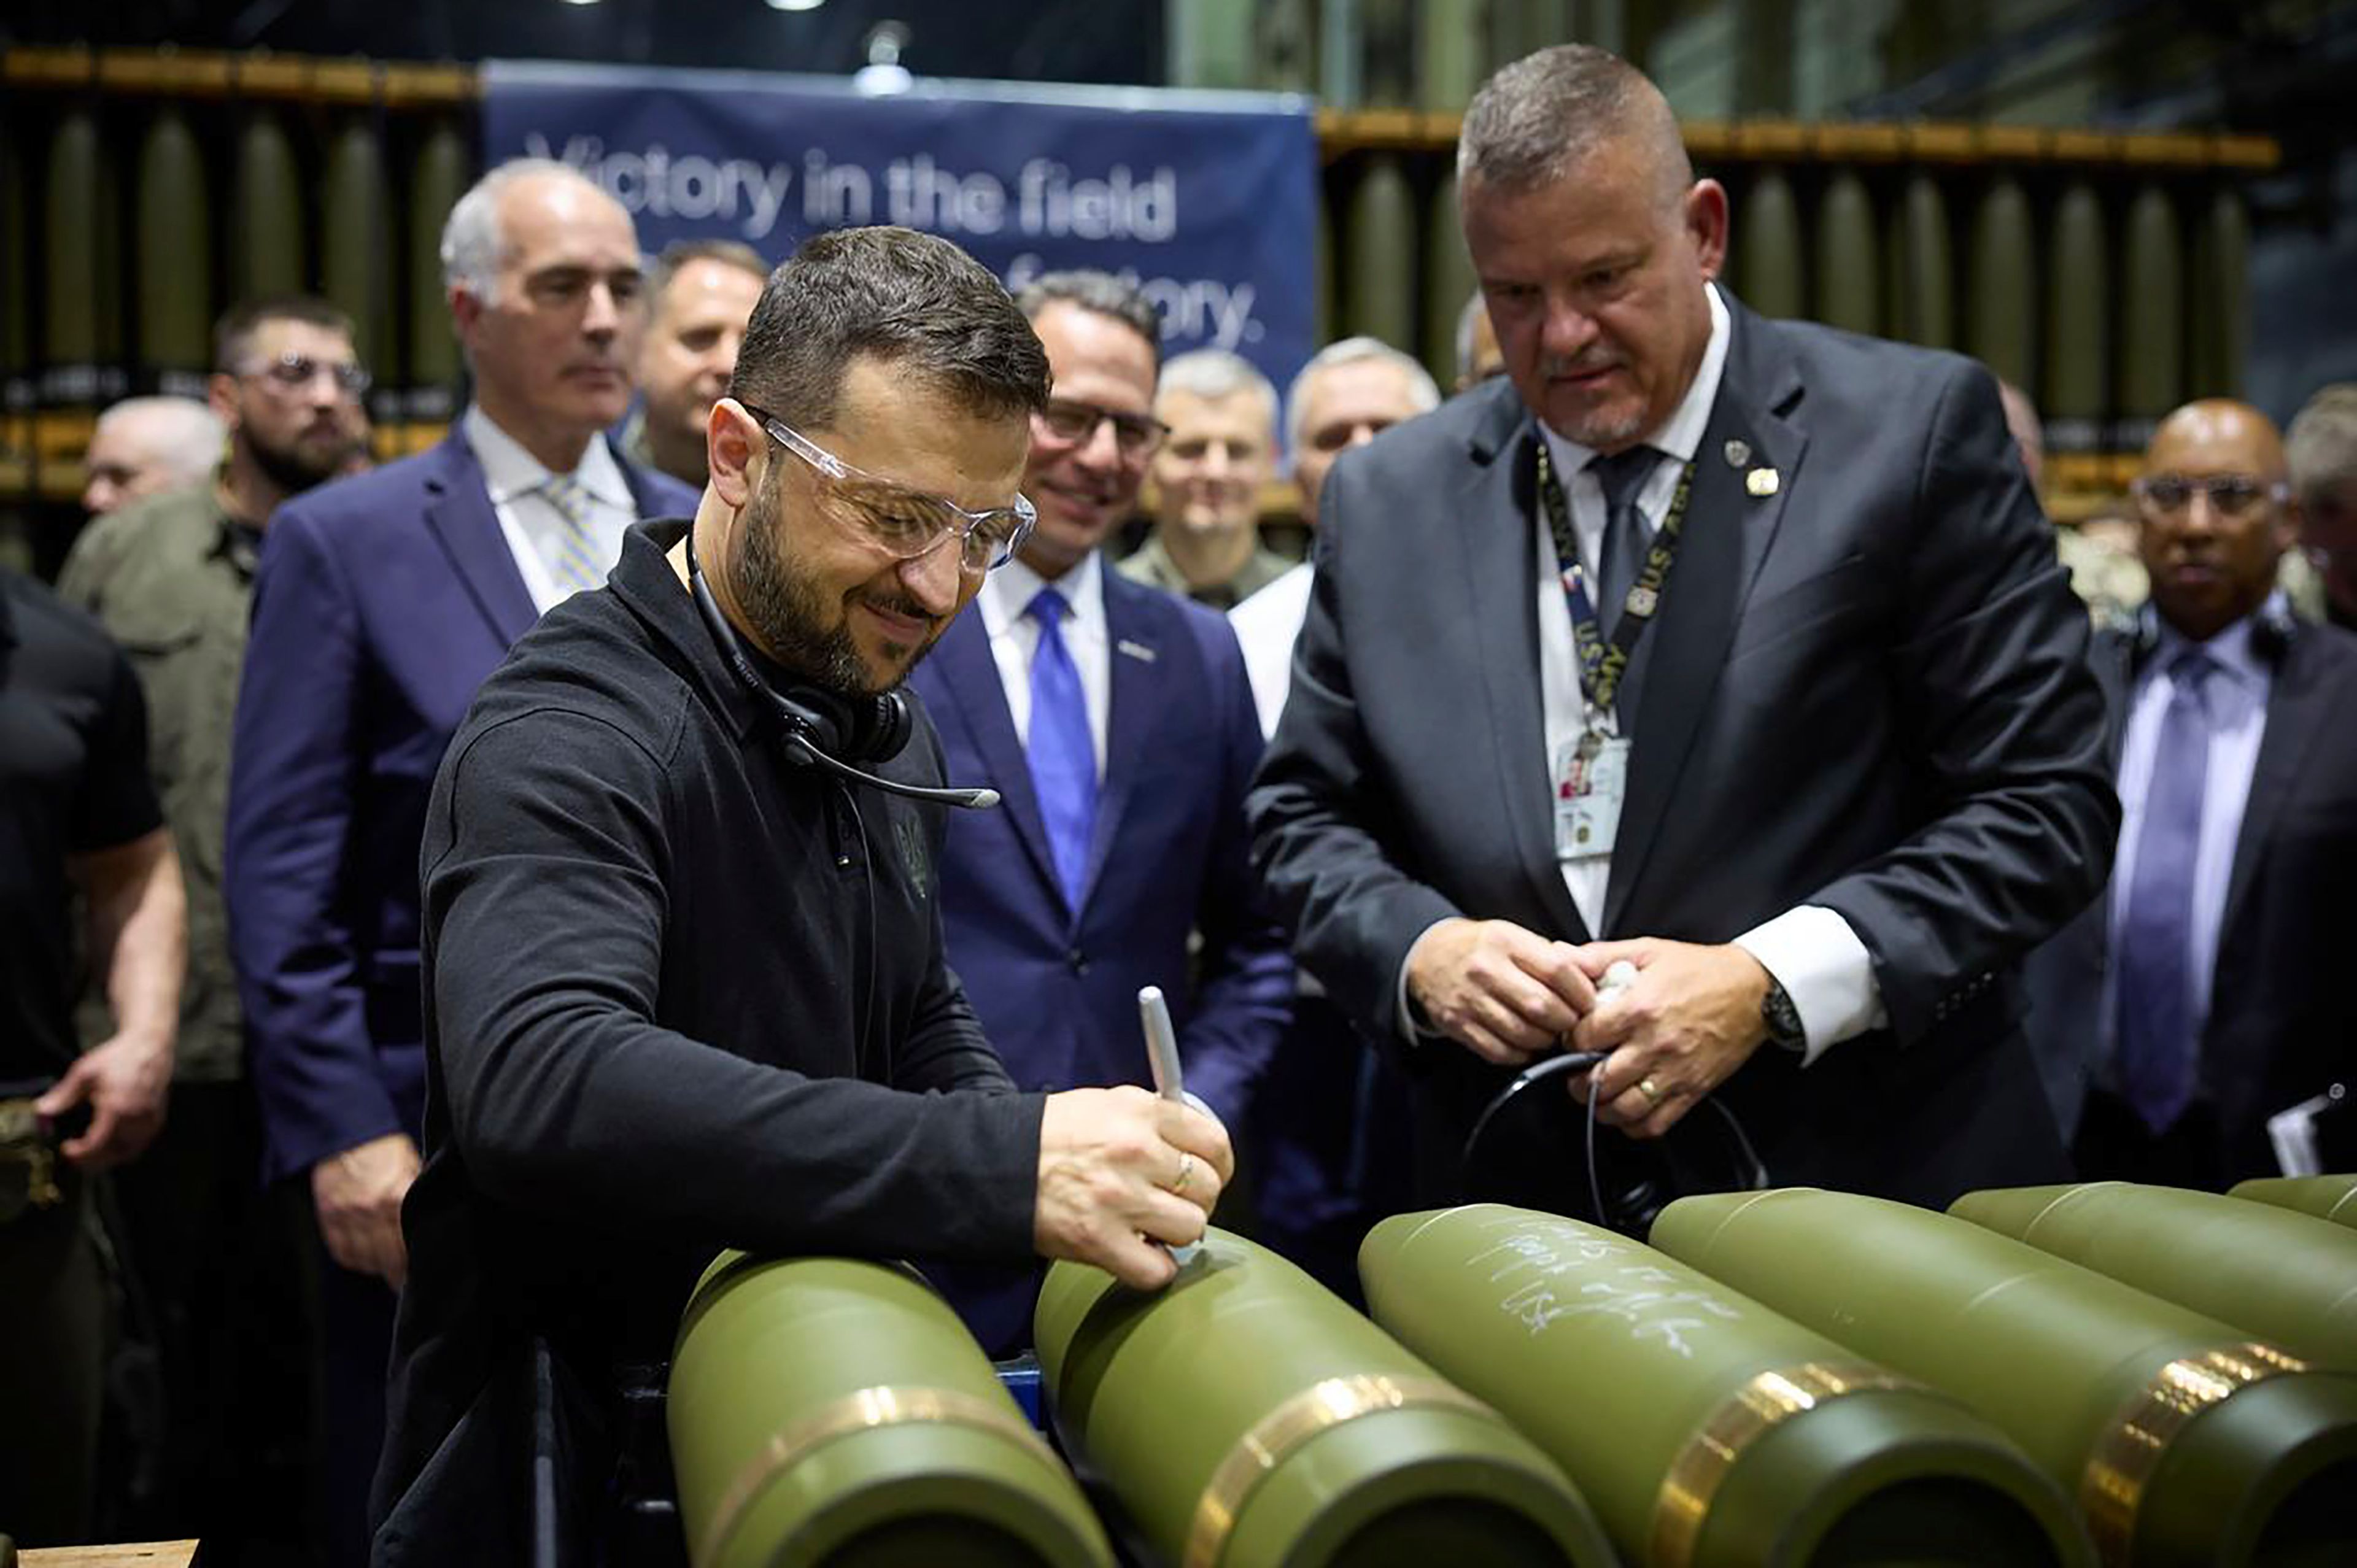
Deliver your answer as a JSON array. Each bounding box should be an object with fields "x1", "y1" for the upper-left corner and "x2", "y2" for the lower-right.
[
  {"x1": 561, "y1": 0, "x2": 600, "y2": 7},
  {"x1": 766, "y1": 0, "x2": 825, "y2": 10},
  {"x1": 854, "y1": 20, "x2": 913, "y2": 96}
]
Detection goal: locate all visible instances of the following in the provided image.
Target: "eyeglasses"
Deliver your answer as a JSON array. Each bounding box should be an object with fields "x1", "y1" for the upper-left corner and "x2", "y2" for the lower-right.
[
  {"x1": 741, "y1": 403, "x2": 1036, "y2": 574},
  {"x1": 2131, "y1": 473, "x2": 2287, "y2": 520},
  {"x1": 1034, "y1": 398, "x2": 1170, "y2": 461},
  {"x1": 241, "y1": 352, "x2": 371, "y2": 397}
]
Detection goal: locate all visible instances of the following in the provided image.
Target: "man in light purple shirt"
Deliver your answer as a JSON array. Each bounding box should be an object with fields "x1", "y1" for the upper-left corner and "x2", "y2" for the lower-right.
[{"x1": 2045, "y1": 398, "x2": 2357, "y2": 1187}]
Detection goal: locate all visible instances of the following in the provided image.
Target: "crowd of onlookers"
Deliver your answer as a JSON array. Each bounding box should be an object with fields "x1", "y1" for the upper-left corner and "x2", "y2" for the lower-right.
[{"x1": 4, "y1": 128, "x2": 2353, "y2": 1561}]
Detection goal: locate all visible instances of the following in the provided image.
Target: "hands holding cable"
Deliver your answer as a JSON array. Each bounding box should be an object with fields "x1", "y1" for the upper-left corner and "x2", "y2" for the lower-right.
[
  {"x1": 1566, "y1": 938, "x2": 1773, "y2": 1138},
  {"x1": 1407, "y1": 919, "x2": 1774, "y2": 1137}
]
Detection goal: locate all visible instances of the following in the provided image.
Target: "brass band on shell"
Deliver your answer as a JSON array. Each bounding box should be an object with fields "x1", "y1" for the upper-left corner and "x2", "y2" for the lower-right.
[
  {"x1": 1651, "y1": 1361, "x2": 1915, "y2": 1568},
  {"x1": 704, "y1": 1382, "x2": 1063, "y2": 1563},
  {"x1": 2079, "y1": 1340, "x2": 2307, "y2": 1561},
  {"x1": 1183, "y1": 1372, "x2": 1496, "y2": 1568}
]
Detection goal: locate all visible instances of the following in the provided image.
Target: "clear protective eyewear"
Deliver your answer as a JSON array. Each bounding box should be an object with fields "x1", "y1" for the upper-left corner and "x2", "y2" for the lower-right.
[
  {"x1": 242, "y1": 351, "x2": 371, "y2": 397},
  {"x1": 743, "y1": 403, "x2": 1037, "y2": 574},
  {"x1": 2131, "y1": 472, "x2": 2287, "y2": 520}
]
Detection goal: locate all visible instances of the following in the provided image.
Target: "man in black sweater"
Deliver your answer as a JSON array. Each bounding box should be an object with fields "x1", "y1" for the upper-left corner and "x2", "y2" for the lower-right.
[{"x1": 371, "y1": 227, "x2": 1231, "y2": 1564}]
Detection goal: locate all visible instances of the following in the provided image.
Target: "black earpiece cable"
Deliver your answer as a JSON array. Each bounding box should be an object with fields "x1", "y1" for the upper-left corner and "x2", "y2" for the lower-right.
[{"x1": 683, "y1": 527, "x2": 997, "y2": 810}]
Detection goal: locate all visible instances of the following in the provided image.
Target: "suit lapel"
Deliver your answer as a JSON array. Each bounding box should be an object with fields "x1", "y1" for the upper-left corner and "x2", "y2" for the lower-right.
[
  {"x1": 1463, "y1": 398, "x2": 1586, "y2": 941},
  {"x1": 2221, "y1": 633, "x2": 2325, "y2": 934},
  {"x1": 1604, "y1": 312, "x2": 1806, "y2": 933},
  {"x1": 2091, "y1": 629, "x2": 2135, "y2": 770},
  {"x1": 929, "y1": 611, "x2": 1064, "y2": 905},
  {"x1": 420, "y1": 432, "x2": 538, "y2": 646},
  {"x1": 1086, "y1": 575, "x2": 1161, "y2": 914},
  {"x1": 613, "y1": 438, "x2": 679, "y2": 521}
]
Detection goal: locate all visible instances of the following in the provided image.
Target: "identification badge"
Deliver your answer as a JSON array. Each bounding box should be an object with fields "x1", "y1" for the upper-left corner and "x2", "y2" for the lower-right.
[{"x1": 1555, "y1": 732, "x2": 1629, "y2": 859}]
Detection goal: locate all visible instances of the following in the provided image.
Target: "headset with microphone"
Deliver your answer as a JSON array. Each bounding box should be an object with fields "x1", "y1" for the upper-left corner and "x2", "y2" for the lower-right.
[{"x1": 684, "y1": 527, "x2": 999, "y2": 811}]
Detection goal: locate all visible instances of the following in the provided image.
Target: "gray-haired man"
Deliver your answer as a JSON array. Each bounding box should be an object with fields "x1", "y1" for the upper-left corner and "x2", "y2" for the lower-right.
[
  {"x1": 223, "y1": 156, "x2": 695, "y2": 1566},
  {"x1": 1120, "y1": 347, "x2": 1292, "y2": 610},
  {"x1": 1232, "y1": 336, "x2": 1441, "y2": 735}
]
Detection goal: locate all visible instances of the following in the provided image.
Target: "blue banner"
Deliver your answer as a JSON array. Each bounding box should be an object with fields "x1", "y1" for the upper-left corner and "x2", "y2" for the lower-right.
[{"x1": 482, "y1": 62, "x2": 1318, "y2": 392}]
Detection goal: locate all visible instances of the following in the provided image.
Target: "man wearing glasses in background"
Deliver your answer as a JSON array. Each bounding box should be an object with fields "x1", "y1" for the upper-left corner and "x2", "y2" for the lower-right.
[
  {"x1": 372, "y1": 227, "x2": 1230, "y2": 1564},
  {"x1": 908, "y1": 271, "x2": 1290, "y2": 1356},
  {"x1": 58, "y1": 293, "x2": 371, "y2": 1553},
  {"x1": 2026, "y1": 397, "x2": 2357, "y2": 1189}
]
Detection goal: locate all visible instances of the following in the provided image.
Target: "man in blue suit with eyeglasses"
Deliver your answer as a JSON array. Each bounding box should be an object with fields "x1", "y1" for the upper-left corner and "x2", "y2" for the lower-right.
[{"x1": 908, "y1": 271, "x2": 1291, "y2": 1353}]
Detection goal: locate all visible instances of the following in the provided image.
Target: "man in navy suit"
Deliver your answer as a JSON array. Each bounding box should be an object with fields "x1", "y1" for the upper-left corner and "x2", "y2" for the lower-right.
[
  {"x1": 1252, "y1": 46, "x2": 2115, "y2": 1215},
  {"x1": 2028, "y1": 400, "x2": 2357, "y2": 1187},
  {"x1": 908, "y1": 272, "x2": 1290, "y2": 1350},
  {"x1": 223, "y1": 157, "x2": 694, "y2": 1564}
]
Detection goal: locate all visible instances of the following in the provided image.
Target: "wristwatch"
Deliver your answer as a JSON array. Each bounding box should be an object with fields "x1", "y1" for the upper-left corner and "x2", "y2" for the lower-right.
[{"x1": 1760, "y1": 975, "x2": 1805, "y2": 1052}]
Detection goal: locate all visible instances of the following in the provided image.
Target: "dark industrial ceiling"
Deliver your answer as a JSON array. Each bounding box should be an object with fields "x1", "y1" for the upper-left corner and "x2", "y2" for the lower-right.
[{"x1": 4, "y1": 0, "x2": 1168, "y2": 87}]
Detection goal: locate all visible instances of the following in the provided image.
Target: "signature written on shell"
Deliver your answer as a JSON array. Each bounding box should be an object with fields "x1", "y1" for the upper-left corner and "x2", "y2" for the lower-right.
[{"x1": 1466, "y1": 1218, "x2": 1743, "y2": 1359}]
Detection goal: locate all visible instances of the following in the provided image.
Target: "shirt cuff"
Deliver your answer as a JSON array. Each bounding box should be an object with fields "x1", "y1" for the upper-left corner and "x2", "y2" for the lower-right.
[
  {"x1": 1732, "y1": 906, "x2": 1887, "y2": 1067},
  {"x1": 1395, "y1": 918, "x2": 1458, "y2": 1046}
]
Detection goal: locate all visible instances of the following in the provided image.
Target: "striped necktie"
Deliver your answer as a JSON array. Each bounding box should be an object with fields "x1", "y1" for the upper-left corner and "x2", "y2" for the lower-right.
[{"x1": 542, "y1": 473, "x2": 607, "y2": 593}]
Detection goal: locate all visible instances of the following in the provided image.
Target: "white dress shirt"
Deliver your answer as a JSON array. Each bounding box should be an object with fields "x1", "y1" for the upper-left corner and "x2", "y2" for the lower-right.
[
  {"x1": 1229, "y1": 559, "x2": 1317, "y2": 740},
  {"x1": 463, "y1": 404, "x2": 638, "y2": 614},
  {"x1": 977, "y1": 549, "x2": 1112, "y2": 781},
  {"x1": 1404, "y1": 284, "x2": 1885, "y2": 1062},
  {"x1": 2105, "y1": 603, "x2": 2276, "y2": 1065}
]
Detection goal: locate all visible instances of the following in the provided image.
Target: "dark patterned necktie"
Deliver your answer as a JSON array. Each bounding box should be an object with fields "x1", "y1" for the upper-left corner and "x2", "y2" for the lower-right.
[
  {"x1": 2114, "y1": 648, "x2": 2217, "y2": 1132},
  {"x1": 1589, "y1": 445, "x2": 1660, "y2": 639}
]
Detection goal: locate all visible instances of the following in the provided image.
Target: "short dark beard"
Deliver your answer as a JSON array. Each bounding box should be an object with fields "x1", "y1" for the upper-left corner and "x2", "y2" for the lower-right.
[
  {"x1": 732, "y1": 468, "x2": 922, "y2": 699},
  {"x1": 246, "y1": 425, "x2": 354, "y2": 496}
]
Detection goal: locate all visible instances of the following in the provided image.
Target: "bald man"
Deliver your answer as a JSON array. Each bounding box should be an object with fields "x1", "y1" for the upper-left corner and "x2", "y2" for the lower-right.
[
  {"x1": 2026, "y1": 399, "x2": 2357, "y2": 1186},
  {"x1": 81, "y1": 396, "x2": 224, "y2": 516}
]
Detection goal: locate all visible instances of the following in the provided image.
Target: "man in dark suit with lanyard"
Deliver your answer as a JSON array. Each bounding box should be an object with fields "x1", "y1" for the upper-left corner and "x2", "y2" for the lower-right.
[{"x1": 1250, "y1": 44, "x2": 2118, "y2": 1210}]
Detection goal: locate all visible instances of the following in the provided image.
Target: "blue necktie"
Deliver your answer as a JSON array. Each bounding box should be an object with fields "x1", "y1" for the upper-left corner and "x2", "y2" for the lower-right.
[
  {"x1": 1025, "y1": 587, "x2": 1097, "y2": 910},
  {"x1": 1589, "y1": 445, "x2": 1659, "y2": 639},
  {"x1": 2114, "y1": 649, "x2": 2216, "y2": 1132}
]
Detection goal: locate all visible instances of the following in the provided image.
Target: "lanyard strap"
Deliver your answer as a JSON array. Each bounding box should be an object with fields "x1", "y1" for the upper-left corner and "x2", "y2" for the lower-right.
[{"x1": 1536, "y1": 439, "x2": 1697, "y2": 725}]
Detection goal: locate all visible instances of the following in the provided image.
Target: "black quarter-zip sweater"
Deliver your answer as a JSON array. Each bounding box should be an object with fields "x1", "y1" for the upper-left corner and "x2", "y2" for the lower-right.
[{"x1": 373, "y1": 520, "x2": 1043, "y2": 1559}]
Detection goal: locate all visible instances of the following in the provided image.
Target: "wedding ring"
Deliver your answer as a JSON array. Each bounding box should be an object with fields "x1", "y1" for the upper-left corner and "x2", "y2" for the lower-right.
[
  {"x1": 1172, "y1": 1153, "x2": 1196, "y2": 1194},
  {"x1": 1637, "y1": 1076, "x2": 1665, "y2": 1106}
]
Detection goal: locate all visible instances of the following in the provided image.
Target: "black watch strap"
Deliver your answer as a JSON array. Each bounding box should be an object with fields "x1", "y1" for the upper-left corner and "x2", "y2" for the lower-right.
[{"x1": 1761, "y1": 975, "x2": 1805, "y2": 1052}]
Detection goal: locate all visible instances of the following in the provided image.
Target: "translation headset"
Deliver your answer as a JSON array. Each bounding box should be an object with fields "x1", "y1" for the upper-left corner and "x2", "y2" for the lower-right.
[{"x1": 683, "y1": 528, "x2": 999, "y2": 811}]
